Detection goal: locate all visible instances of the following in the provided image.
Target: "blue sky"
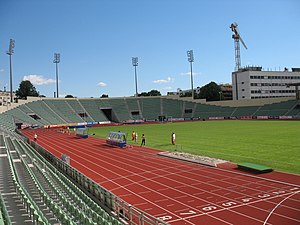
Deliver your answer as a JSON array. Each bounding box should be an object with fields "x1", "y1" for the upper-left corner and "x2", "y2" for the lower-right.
[{"x1": 0, "y1": 0, "x2": 299, "y2": 98}]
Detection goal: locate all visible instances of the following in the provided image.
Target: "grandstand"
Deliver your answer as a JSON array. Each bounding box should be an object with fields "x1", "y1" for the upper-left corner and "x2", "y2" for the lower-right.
[
  {"x1": 0, "y1": 97, "x2": 299, "y2": 127},
  {"x1": 0, "y1": 95, "x2": 299, "y2": 225}
]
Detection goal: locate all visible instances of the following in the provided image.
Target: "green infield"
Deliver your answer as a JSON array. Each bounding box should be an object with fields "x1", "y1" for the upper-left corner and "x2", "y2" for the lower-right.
[{"x1": 88, "y1": 120, "x2": 300, "y2": 174}]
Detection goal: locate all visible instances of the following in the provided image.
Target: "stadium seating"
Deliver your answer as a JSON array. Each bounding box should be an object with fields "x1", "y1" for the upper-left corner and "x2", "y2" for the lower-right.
[
  {"x1": 194, "y1": 103, "x2": 234, "y2": 119},
  {"x1": 0, "y1": 128, "x2": 124, "y2": 225},
  {"x1": 66, "y1": 99, "x2": 94, "y2": 122},
  {"x1": 139, "y1": 97, "x2": 161, "y2": 120},
  {"x1": 25, "y1": 100, "x2": 66, "y2": 125},
  {"x1": 1, "y1": 97, "x2": 300, "y2": 127},
  {"x1": 254, "y1": 100, "x2": 297, "y2": 117},
  {"x1": 0, "y1": 113, "x2": 16, "y2": 131},
  {"x1": 78, "y1": 99, "x2": 109, "y2": 122},
  {"x1": 230, "y1": 106, "x2": 260, "y2": 117},
  {"x1": 43, "y1": 99, "x2": 85, "y2": 123},
  {"x1": 4, "y1": 107, "x2": 45, "y2": 127},
  {"x1": 162, "y1": 99, "x2": 183, "y2": 119},
  {"x1": 108, "y1": 98, "x2": 131, "y2": 122},
  {"x1": 182, "y1": 100, "x2": 196, "y2": 118},
  {"x1": 125, "y1": 98, "x2": 143, "y2": 120}
]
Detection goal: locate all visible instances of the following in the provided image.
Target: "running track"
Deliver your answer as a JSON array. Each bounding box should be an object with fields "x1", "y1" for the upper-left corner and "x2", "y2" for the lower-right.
[{"x1": 22, "y1": 129, "x2": 300, "y2": 225}]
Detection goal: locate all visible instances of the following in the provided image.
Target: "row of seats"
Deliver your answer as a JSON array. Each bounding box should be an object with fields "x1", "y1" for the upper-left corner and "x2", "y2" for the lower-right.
[
  {"x1": 0, "y1": 130, "x2": 124, "y2": 225},
  {"x1": 18, "y1": 138, "x2": 123, "y2": 225},
  {"x1": 4, "y1": 135, "x2": 50, "y2": 225},
  {"x1": 2, "y1": 98, "x2": 299, "y2": 125}
]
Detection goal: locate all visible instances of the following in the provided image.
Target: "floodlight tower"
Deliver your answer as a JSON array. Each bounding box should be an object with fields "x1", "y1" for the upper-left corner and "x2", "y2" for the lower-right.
[
  {"x1": 53, "y1": 53, "x2": 60, "y2": 98},
  {"x1": 132, "y1": 57, "x2": 139, "y2": 97},
  {"x1": 230, "y1": 22, "x2": 248, "y2": 71},
  {"x1": 6, "y1": 39, "x2": 15, "y2": 103},
  {"x1": 187, "y1": 50, "x2": 194, "y2": 99}
]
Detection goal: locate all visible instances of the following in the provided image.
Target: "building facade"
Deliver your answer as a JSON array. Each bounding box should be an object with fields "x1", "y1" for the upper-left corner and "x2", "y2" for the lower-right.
[
  {"x1": 232, "y1": 67, "x2": 300, "y2": 100},
  {"x1": 220, "y1": 84, "x2": 232, "y2": 100},
  {"x1": 0, "y1": 90, "x2": 15, "y2": 106}
]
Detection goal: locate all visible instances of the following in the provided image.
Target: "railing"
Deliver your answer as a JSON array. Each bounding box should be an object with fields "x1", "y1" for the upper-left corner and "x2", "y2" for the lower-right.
[{"x1": 0, "y1": 193, "x2": 11, "y2": 225}]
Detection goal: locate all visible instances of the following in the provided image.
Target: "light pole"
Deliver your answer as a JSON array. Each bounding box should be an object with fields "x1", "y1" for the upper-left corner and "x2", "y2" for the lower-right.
[
  {"x1": 6, "y1": 39, "x2": 15, "y2": 103},
  {"x1": 53, "y1": 53, "x2": 60, "y2": 98},
  {"x1": 187, "y1": 50, "x2": 194, "y2": 99},
  {"x1": 132, "y1": 57, "x2": 138, "y2": 97}
]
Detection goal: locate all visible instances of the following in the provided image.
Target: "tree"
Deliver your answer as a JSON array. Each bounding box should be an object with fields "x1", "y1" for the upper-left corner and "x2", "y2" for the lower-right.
[
  {"x1": 100, "y1": 94, "x2": 108, "y2": 98},
  {"x1": 65, "y1": 95, "x2": 74, "y2": 98},
  {"x1": 198, "y1": 81, "x2": 221, "y2": 101},
  {"x1": 148, "y1": 89, "x2": 161, "y2": 96},
  {"x1": 15, "y1": 80, "x2": 39, "y2": 99},
  {"x1": 138, "y1": 90, "x2": 161, "y2": 97}
]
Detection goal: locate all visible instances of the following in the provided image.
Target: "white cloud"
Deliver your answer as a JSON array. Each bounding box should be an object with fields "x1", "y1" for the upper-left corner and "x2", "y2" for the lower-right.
[
  {"x1": 153, "y1": 76, "x2": 174, "y2": 84},
  {"x1": 180, "y1": 72, "x2": 201, "y2": 76},
  {"x1": 23, "y1": 75, "x2": 56, "y2": 85},
  {"x1": 98, "y1": 82, "x2": 107, "y2": 87}
]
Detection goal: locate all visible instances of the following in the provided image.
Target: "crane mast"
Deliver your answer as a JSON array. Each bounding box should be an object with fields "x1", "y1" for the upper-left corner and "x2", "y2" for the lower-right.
[{"x1": 230, "y1": 23, "x2": 247, "y2": 71}]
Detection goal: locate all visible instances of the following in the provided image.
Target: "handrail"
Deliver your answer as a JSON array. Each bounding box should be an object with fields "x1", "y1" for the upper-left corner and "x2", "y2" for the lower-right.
[{"x1": 0, "y1": 192, "x2": 12, "y2": 225}]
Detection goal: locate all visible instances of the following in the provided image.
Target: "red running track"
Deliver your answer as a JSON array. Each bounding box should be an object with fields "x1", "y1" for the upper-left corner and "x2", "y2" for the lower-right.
[{"x1": 22, "y1": 129, "x2": 300, "y2": 225}]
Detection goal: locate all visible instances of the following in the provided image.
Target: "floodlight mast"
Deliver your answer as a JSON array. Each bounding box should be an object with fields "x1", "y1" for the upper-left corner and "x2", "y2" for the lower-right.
[
  {"x1": 53, "y1": 53, "x2": 60, "y2": 98},
  {"x1": 187, "y1": 50, "x2": 194, "y2": 99},
  {"x1": 6, "y1": 39, "x2": 15, "y2": 103},
  {"x1": 132, "y1": 57, "x2": 138, "y2": 97}
]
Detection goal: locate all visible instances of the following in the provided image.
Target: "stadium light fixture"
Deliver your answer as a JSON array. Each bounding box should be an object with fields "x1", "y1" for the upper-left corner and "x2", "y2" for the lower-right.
[
  {"x1": 53, "y1": 53, "x2": 60, "y2": 98},
  {"x1": 6, "y1": 39, "x2": 15, "y2": 103},
  {"x1": 187, "y1": 50, "x2": 194, "y2": 99},
  {"x1": 132, "y1": 57, "x2": 139, "y2": 97}
]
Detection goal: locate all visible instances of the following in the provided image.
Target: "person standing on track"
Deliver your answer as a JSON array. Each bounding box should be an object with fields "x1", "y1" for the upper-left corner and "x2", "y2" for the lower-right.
[
  {"x1": 34, "y1": 133, "x2": 38, "y2": 142},
  {"x1": 141, "y1": 134, "x2": 145, "y2": 146}
]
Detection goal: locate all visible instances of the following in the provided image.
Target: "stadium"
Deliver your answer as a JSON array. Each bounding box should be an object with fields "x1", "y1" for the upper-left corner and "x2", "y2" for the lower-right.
[
  {"x1": 1, "y1": 1, "x2": 300, "y2": 224},
  {"x1": 0, "y1": 95, "x2": 299, "y2": 225}
]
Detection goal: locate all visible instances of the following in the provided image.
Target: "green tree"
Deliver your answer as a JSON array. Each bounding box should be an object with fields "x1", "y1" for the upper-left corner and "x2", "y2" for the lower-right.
[
  {"x1": 198, "y1": 81, "x2": 221, "y2": 101},
  {"x1": 100, "y1": 94, "x2": 108, "y2": 98},
  {"x1": 138, "y1": 92, "x2": 149, "y2": 97},
  {"x1": 65, "y1": 95, "x2": 74, "y2": 98},
  {"x1": 15, "y1": 80, "x2": 39, "y2": 99},
  {"x1": 148, "y1": 89, "x2": 161, "y2": 96},
  {"x1": 138, "y1": 90, "x2": 161, "y2": 97}
]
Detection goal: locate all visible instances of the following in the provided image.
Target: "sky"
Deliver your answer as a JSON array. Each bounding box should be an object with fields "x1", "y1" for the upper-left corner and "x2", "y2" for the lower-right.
[{"x1": 0, "y1": 0, "x2": 299, "y2": 98}]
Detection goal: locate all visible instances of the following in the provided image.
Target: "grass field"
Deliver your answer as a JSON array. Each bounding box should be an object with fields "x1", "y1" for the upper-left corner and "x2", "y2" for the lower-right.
[{"x1": 88, "y1": 120, "x2": 300, "y2": 174}]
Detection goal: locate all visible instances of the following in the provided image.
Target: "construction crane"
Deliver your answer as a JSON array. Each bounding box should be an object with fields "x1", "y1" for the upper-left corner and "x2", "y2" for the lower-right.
[{"x1": 230, "y1": 22, "x2": 247, "y2": 71}]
